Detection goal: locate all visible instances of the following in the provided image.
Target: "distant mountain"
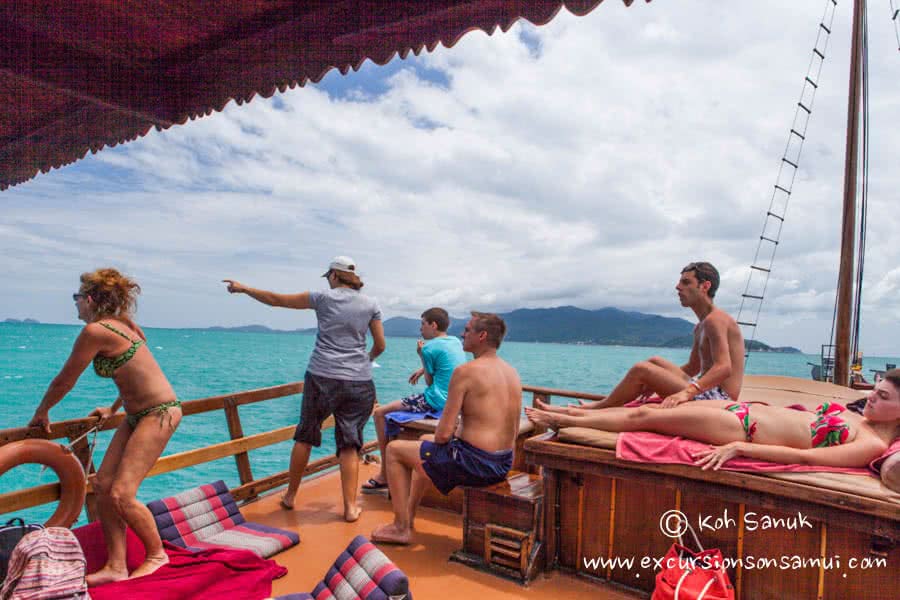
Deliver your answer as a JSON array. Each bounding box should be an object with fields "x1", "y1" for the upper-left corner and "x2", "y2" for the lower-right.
[
  {"x1": 385, "y1": 306, "x2": 695, "y2": 346},
  {"x1": 2, "y1": 318, "x2": 40, "y2": 324},
  {"x1": 384, "y1": 307, "x2": 795, "y2": 350},
  {"x1": 198, "y1": 307, "x2": 794, "y2": 351},
  {"x1": 745, "y1": 340, "x2": 802, "y2": 354},
  {"x1": 382, "y1": 318, "x2": 427, "y2": 338},
  {"x1": 202, "y1": 324, "x2": 316, "y2": 334},
  {"x1": 662, "y1": 335, "x2": 801, "y2": 353}
]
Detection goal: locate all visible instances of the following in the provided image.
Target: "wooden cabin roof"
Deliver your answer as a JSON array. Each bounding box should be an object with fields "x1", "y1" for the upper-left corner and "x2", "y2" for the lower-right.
[{"x1": 0, "y1": 0, "x2": 647, "y2": 191}]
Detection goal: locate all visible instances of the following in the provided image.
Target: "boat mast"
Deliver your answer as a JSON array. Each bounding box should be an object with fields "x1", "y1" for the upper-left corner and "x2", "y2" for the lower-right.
[{"x1": 834, "y1": 0, "x2": 866, "y2": 387}]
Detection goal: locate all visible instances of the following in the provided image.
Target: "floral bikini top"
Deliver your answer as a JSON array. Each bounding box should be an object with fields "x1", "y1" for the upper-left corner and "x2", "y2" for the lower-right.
[
  {"x1": 809, "y1": 402, "x2": 850, "y2": 448},
  {"x1": 93, "y1": 322, "x2": 144, "y2": 378}
]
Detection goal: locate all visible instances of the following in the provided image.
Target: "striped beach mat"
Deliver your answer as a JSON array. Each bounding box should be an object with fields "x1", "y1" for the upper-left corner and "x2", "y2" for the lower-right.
[
  {"x1": 147, "y1": 480, "x2": 298, "y2": 558},
  {"x1": 0, "y1": 527, "x2": 89, "y2": 600},
  {"x1": 308, "y1": 535, "x2": 410, "y2": 600}
]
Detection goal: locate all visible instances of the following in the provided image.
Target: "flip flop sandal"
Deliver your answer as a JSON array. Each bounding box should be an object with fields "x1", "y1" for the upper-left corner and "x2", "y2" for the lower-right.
[{"x1": 361, "y1": 477, "x2": 388, "y2": 493}]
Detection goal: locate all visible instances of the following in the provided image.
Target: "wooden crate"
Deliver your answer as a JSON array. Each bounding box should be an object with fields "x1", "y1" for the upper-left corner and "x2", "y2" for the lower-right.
[{"x1": 450, "y1": 471, "x2": 544, "y2": 584}]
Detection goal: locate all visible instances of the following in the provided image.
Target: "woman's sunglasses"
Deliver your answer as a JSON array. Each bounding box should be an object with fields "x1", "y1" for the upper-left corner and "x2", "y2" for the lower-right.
[{"x1": 72, "y1": 293, "x2": 86, "y2": 301}]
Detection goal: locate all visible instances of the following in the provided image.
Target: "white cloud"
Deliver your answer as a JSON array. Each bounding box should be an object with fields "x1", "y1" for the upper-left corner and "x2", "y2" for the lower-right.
[{"x1": 3, "y1": 0, "x2": 898, "y2": 354}]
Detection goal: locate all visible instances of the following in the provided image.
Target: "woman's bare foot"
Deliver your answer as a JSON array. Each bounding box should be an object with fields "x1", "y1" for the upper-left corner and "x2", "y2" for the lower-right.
[
  {"x1": 86, "y1": 564, "x2": 129, "y2": 587},
  {"x1": 129, "y1": 553, "x2": 169, "y2": 579},
  {"x1": 344, "y1": 504, "x2": 362, "y2": 522},
  {"x1": 535, "y1": 398, "x2": 567, "y2": 413},
  {"x1": 524, "y1": 407, "x2": 560, "y2": 429},
  {"x1": 371, "y1": 523, "x2": 411, "y2": 545},
  {"x1": 534, "y1": 398, "x2": 585, "y2": 416}
]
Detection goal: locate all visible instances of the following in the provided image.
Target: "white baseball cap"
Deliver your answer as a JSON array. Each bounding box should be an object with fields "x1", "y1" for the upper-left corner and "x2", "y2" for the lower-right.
[{"x1": 322, "y1": 256, "x2": 357, "y2": 277}]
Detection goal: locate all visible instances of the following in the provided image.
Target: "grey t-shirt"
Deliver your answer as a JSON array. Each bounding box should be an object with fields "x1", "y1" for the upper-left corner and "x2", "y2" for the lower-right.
[{"x1": 306, "y1": 287, "x2": 382, "y2": 381}]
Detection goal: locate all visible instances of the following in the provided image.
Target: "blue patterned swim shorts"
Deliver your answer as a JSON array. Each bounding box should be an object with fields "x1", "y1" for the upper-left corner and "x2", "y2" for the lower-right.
[{"x1": 400, "y1": 393, "x2": 431, "y2": 413}]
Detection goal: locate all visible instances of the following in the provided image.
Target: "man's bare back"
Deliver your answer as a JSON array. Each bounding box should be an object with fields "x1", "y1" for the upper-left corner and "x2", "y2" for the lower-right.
[
  {"x1": 694, "y1": 307, "x2": 744, "y2": 400},
  {"x1": 370, "y1": 312, "x2": 520, "y2": 545},
  {"x1": 454, "y1": 355, "x2": 522, "y2": 452}
]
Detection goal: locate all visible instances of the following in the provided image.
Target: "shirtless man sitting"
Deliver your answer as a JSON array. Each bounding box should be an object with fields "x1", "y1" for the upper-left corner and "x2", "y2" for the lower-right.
[
  {"x1": 547, "y1": 262, "x2": 745, "y2": 413},
  {"x1": 371, "y1": 312, "x2": 522, "y2": 545}
]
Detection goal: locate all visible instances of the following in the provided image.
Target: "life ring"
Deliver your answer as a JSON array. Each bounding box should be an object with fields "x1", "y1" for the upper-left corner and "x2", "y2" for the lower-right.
[{"x1": 0, "y1": 439, "x2": 86, "y2": 527}]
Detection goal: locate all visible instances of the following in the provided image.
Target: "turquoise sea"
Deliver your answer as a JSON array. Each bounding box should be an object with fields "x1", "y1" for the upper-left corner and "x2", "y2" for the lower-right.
[{"x1": 2, "y1": 322, "x2": 895, "y2": 524}]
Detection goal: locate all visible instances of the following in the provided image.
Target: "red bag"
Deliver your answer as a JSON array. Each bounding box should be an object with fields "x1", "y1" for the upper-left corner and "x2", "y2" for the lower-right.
[{"x1": 651, "y1": 523, "x2": 734, "y2": 600}]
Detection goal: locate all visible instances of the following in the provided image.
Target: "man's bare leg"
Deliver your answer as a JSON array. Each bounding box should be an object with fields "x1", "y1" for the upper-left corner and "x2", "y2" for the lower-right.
[
  {"x1": 371, "y1": 440, "x2": 423, "y2": 544},
  {"x1": 647, "y1": 356, "x2": 689, "y2": 378},
  {"x1": 369, "y1": 400, "x2": 405, "y2": 485},
  {"x1": 593, "y1": 359, "x2": 689, "y2": 409},
  {"x1": 281, "y1": 441, "x2": 312, "y2": 509},
  {"x1": 339, "y1": 447, "x2": 362, "y2": 522},
  {"x1": 407, "y1": 434, "x2": 433, "y2": 528}
]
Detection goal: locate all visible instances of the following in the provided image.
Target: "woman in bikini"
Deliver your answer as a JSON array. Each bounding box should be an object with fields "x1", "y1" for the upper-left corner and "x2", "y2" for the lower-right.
[
  {"x1": 28, "y1": 268, "x2": 181, "y2": 585},
  {"x1": 525, "y1": 370, "x2": 900, "y2": 470}
]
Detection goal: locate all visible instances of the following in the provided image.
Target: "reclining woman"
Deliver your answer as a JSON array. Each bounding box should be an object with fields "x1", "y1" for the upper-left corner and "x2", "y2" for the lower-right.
[
  {"x1": 525, "y1": 369, "x2": 900, "y2": 471},
  {"x1": 28, "y1": 268, "x2": 182, "y2": 585}
]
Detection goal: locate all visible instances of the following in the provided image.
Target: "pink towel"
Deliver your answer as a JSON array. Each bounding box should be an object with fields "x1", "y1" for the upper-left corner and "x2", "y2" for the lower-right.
[
  {"x1": 616, "y1": 431, "x2": 871, "y2": 476},
  {"x1": 73, "y1": 521, "x2": 146, "y2": 573},
  {"x1": 82, "y1": 541, "x2": 286, "y2": 600},
  {"x1": 870, "y1": 439, "x2": 900, "y2": 473}
]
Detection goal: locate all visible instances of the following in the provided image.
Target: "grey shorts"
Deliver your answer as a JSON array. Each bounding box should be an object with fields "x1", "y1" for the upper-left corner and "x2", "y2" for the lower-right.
[{"x1": 294, "y1": 371, "x2": 376, "y2": 454}]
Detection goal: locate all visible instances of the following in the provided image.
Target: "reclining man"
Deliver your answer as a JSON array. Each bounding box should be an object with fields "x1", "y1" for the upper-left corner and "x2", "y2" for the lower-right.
[
  {"x1": 555, "y1": 262, "x2": 745, "y2": 411},
  {"x1": 371, "y1": 312, "x2": 522, "y2": 545}
]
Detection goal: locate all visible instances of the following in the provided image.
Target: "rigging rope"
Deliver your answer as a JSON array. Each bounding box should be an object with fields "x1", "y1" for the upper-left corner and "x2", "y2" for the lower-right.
[
  {"x1": 890, "y1": 0, "x2": 900, "y2": 50},
  {"x1": 737, "y1": 0, "x2": 838, "y2": 363},
  {"x1": 850, "y1": 0, "x2": 869, "y2": 365},
  {"x1": 829, "y1": 0, "x2": 869, "y2": 375}
]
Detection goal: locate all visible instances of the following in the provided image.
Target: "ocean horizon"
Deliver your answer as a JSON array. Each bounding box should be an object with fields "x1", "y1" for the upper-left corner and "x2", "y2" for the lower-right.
[{"x1": 2, "y1": 321, "x2": 894, "y2": 524}]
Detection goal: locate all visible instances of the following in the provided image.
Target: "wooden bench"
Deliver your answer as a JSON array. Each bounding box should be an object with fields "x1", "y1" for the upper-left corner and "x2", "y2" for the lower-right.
[
  {"x1": 450, "y1": 471, "x2": 544, "y2": 584},
  {"x1": 394, "y1": 417, "x2": 538, "y2": 513}
]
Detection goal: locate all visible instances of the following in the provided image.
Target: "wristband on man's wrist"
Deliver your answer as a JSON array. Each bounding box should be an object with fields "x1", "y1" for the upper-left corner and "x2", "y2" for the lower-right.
[{"x1": 688, "y1": 381, "x2": 702, "y2": 393}]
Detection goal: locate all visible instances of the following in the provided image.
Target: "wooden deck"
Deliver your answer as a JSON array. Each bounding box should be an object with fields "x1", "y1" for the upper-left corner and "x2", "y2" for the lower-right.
[{"x1": 241, "y1": 462, "x2": 640, "y2": 599}]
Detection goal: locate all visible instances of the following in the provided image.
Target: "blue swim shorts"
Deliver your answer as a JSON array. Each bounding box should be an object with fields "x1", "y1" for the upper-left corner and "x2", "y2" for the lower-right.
[
  {"x1": 689, "y1": 375, "x2": 731, "y2": 401},
  {"x1": 400, "y1": 393, "x2": 431, "y2": 413},
  {"x1": 420, "y1": 438, "x2": 512, "y2": 495}
]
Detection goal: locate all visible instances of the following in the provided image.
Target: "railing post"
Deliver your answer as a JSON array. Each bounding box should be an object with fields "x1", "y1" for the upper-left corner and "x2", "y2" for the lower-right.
[
  {"x1": 224, "y1": 397, "x2": 255, "y2": 497},
  {"x1": 65, "y1": 422, "x2": 99, "y2": 522}
]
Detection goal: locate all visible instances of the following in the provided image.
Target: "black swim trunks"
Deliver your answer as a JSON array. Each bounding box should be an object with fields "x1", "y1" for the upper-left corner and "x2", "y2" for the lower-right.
[
  {"x1": 294, "y1": 371, "x2": 376, "y2": 455},
  {"x1": 420, "y1": 438, "x2": 512, "y2": 495}
]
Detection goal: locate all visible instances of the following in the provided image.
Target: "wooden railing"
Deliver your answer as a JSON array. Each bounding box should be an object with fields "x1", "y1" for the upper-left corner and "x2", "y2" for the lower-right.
[
  {"x1": 0, "y1": 382, "x2": 603, "y2": 519},
  {"x1": 522, "y1": 384, "x2": 606, "y2": 406}
]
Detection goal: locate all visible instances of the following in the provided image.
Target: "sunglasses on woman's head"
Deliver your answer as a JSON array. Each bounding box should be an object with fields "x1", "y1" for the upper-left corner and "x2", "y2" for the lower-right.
[{"x1": 72, "y1": 293, "x2": 86, "y2": 301}]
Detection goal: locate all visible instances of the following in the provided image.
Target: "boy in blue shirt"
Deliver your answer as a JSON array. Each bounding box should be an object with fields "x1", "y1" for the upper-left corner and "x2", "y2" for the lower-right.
[{"x1": 363, "y1": 307, "x2": 466, "y2": 492}]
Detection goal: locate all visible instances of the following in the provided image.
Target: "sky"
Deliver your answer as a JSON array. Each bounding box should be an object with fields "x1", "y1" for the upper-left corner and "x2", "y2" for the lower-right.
[{"x1": 3, "y1": 0, "x2": 899, "y2": 355}]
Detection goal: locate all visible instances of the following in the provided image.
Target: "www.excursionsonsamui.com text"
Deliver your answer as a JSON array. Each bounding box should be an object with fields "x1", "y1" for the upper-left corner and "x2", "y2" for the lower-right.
[{"x1": 582, "y1": 554, "x2": 887, "y2": 572}]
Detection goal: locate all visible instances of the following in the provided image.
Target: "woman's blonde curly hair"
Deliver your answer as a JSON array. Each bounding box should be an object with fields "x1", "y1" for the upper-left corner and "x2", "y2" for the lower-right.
[{"x1": 79, "y1": 268, "x2": 141, "y2": 318}]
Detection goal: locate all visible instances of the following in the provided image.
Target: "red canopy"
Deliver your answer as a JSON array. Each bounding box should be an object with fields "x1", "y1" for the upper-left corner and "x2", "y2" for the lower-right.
[{"x1": 0, "y1": 0, "x2": 645, "y2": 190}]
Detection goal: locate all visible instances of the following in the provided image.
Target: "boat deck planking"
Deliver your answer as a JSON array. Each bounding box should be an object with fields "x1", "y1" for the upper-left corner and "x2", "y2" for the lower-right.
[{"x1": 242, "y1": 462, "x2": 640, "y2": 599}]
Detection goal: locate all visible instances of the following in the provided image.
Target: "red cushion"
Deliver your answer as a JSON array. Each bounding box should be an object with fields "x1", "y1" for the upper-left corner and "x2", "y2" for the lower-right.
[{"x1": 72, "y1": 521, "x2": 147, "y2": 574}]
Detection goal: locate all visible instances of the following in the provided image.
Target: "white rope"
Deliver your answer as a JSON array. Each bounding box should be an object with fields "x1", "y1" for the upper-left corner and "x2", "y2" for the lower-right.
[{"x1": 39, "y1": 426, "x2": 100, "y2": 477}]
